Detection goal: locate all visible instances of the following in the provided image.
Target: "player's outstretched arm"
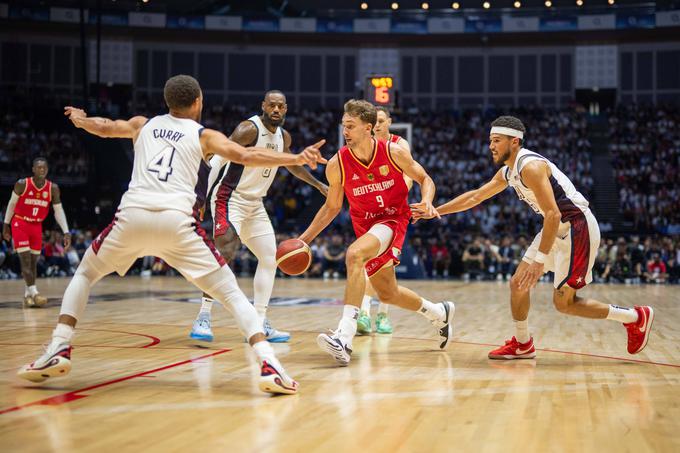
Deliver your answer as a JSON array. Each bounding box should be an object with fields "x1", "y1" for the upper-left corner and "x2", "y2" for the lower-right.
[
  {"x1": 298, "y1": 156, "x2": 343, "y2": 245},
  {"x1": 389, "y1": 143, "x2": 438, "y2": 219},
  {"x1": 64, "y1": 107, "x2": 147, "y2": 140},
  {"x1": 201, "y1": 128, "x2": 326, "y2": 169},
  {"x1": 282, "y1": 130, "x2": 329, "y2": 197},
  {"x1": 423, "y1": 168, "x2": 509, "y2": 220}
]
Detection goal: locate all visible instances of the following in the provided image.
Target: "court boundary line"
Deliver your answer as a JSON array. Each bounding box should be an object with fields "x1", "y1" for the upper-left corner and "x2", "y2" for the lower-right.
[{"x1": 0, "y1": 348, "x2": 231, "y2": 415}]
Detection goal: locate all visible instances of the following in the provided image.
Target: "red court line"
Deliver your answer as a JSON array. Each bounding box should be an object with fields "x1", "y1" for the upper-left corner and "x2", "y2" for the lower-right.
[
  {"x1": 0, "y1": 343, "x2": 220, "y2": 351},
  {"x1": 78, "y1": 328, "x2": 161, "y2": 348},
  {"x1": 318, "y1": 332, "x2": 680, "y2": 369},
  {"x1": 0, "y1": 348, "x2": 231, "y2": 415},
  {"x1": 5, "y1": 326, "x2": 160, "y2": 349}
]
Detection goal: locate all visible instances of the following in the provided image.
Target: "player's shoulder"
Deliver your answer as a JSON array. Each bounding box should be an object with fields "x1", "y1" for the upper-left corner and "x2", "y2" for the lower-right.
[
  {"x1": 230, "y1": 120, "x2": 259, "y2": 143},
  {"x1": 14, "y1": 178, "x2": 28, "y2": 193}
]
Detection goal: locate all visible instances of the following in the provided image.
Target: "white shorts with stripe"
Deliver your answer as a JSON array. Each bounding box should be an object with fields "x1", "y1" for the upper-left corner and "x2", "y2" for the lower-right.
[
  {"x1": 522, "y1": 209, "x2": 601, "y2": 289},
  {"x1": 213, "y1": 193, "x2": 274, "y2": 240},
  {"x1": 90, "y1": 207, "x2": 225, "y2": 281}
]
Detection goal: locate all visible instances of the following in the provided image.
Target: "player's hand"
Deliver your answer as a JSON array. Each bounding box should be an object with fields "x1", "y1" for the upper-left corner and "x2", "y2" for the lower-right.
[
  {"x1": 409, "y1": 201, "x2": 440, "y2": 224},
  {"x1": 318, "y1": 184, "x2": 329, "y2": 198},
  {"x1": 2, "y1": 223, "x2": 10, "y2": 242},
  {"x1": 516, "y1": 261, "x2": 544, "y2": 291},
  {"x1": 297, "y1": 140, "x2": 327, "y2": 170},
  {"x1": 63, "y1": 232, "x2": 72, "y2": 249},
  {"x1": 64, "y1": 106, "x2": 87, "y2": 127}
]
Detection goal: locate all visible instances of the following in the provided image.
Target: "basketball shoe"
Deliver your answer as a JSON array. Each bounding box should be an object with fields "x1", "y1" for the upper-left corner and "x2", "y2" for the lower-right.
[
  {"x1": 356, "y1": 310, "x2": 372, "y2": 335},
  {"x1": 23, "y1": 295, "x2": 35, "y2": 308},
  {"x1": 488, "y1": 336, "x2": 536, "y2": 360},
  {"x1": 18, "y1": 342, "x2": 72, "y2": 383},
  {"x1": 433, "y1": 301, "x2": 455, "y2": 349},
  {"x1": 189, "y1": 312, "x2": 213, "y2": 342},
  {"x1": 624, "y1": 305, "x2": 654, "y2": 354},
  {"x1": 316, "y1": 331, "x2": 352, "y2": 366},
  {"x1": 33, "y1": 293, "x2": 48, "y2": 307},
  {"x1": 375, "y1": 312, "x2": 393, "y2": 334},
  {"x1": 264, "y1": 318, "x2": 291, "y2": 343},
  {"x1": 259, "y1": 360, "x2": 299, "y2": 395}
]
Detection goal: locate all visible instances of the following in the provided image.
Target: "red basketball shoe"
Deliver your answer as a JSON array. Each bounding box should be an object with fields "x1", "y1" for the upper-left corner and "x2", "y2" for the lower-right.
[
  {"x1": 624, "y1": 306, "x2": 654, "y2": 354},
  {"x1": 488, "y1": 336, "x2": 536, "y2": 360}
]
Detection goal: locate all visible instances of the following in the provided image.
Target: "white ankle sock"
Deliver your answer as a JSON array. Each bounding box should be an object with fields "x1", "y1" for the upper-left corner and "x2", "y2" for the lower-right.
[
  {"x1": 337, "y1": 305, "x2": 359, "y2": 343},
  {"x1": 378, "y1": 302, "x2": 389, "y2": 314},
  {"x1": 418, "y1": 299, "x2": 445, "y2": 322},
  {"x1": 200, "y1": 297, "x2": 213, "y2": 315},
  {"x1": 26, "y1": 285, "x2": 38, "y2": 297},
  {"x1": 514, "y1": 319, "x2": 530, "y2": 344},
  {"x1": 52, "y1": 323, "x2": 74, "y2": 344},
  {"x1": 606, "y1": 305, "x2": 639, "y2": 324},
  {"x1": 361, "y1": 295, "x2": 372, "y2": 313},
  {"x1": 252, "y1": 340, "x2": 275, "y2": 363}
]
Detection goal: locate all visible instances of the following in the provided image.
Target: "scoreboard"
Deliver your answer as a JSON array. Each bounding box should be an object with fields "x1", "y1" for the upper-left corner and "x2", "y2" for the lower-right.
[{"x1": 365, "y1": 75, "x2": 395, "y2": 108}]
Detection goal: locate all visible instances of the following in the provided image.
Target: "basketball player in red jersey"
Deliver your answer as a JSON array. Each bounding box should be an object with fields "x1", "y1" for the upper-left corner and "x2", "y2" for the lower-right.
[
  {"x1": 355, "y1": 106, "x2": 413, "y2": 335},
  {"x1": 299, "y1": 100, "x2": 455, "y2": 366},
  {"x1": 3, "y1": 158, "x2": 71, "y2": 307}
]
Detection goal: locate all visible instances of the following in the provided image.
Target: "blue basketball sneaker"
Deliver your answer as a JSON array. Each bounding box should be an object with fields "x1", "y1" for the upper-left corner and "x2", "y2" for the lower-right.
[
  {"x1": 264, "y1": 318, "x2": 291, "y2": 343},
  {"x1": 189, "y1": 312, "x2": 214, "y2": 342}
]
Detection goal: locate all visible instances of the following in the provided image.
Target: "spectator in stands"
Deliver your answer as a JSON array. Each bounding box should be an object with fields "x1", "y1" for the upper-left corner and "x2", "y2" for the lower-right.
[
  {"x1": 462, "y1": 238, "x2": 485, "y2": 280},
  {"x1": 322, "y1": 233, "x2": 346, "y2": 279},
  {"x1": 644, "y1": 254, "x2": 668, "y2": 284},
  {"x1": 497, "y1": 236, "x2": 516, "y2": 280},
  {"x1": 430, "y1": 239, "x2": 450, "y2": 278}
]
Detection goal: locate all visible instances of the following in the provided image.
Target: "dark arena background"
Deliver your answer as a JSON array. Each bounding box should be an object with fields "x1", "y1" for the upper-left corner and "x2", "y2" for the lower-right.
[{"x1": 1, "y1": 1, "x2": 679, "y2": 452}]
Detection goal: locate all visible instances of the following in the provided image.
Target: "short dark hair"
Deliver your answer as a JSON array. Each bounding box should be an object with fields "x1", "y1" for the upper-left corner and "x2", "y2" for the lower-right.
[
  {"x1": 491, "y1": 115, "x2": 526, "y2": 145},
  {"x1": 344, "y1": 99, "x2": 377, "y2": 128},
  {"x1": 376, "y1": 106, "x2": 391, "y2": 118},
  {"x1": 264, "y1": 90, "x2": 286, "y2": 101},
  {"x1": 164, "y1": 75, "x2": 201, "y2": 110},
  {"x1": 33, "y1": 157, "x2": 47, "y2": 166}
]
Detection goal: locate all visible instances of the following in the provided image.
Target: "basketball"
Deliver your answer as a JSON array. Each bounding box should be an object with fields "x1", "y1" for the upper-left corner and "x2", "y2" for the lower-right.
[{"x1": 276, "y1": 239, "x2": 312, "y2": 275}]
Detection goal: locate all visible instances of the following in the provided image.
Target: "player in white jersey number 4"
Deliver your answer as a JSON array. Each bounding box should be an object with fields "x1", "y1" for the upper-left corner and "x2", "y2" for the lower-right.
[
  {"x1": 412, "y1": 116, "x2": 654, "y2": 359},
  {"x1": 17, "y1": 75, "x2": 326, "y2": 395},
  {"x1": 189, "y1": 90, "x2": 328, "y2": 344}
]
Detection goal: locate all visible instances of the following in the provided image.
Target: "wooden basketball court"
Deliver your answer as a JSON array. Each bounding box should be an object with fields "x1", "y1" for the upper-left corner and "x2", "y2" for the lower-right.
[{"x1": 1, "y1": 276, "x2": 679, "y2": 452}]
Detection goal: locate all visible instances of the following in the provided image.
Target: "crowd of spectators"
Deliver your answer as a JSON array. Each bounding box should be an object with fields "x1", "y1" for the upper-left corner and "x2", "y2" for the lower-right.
[
  {"x1": 609, "y1": 104, "x2": 680, "y2": 234},
  {"x1": 0, "y1": 101, "x2": 89, "y2": 185},
  {"x1": 2, "y1": 98, "x2": 679, "y2": 286}
]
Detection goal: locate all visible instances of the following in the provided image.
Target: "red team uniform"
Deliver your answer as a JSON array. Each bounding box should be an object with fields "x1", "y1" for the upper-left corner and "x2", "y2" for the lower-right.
[
  {"x1": 338, "y1": 138, "x2": 410, "y2": 276},
  {"x1": 388, "y1": 133, "x2": 404, "y2": 145},
  {"x1": 10, "y1": 177, "x2": 52, "y2": 253}
]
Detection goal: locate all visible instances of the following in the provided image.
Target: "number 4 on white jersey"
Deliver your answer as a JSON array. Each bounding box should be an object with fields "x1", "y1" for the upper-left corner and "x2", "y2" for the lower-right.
[{"x1": 147, "y1": 146, "x2": 175, "y2": 181}]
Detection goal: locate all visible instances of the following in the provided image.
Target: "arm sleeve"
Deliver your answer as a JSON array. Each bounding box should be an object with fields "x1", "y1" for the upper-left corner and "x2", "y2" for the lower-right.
[
  {"x1": 53, "y1": 203, "x2": 70, "y2": 233},
  {"x1": 4, "y1": 191, "x2": 19, "y2": 224}
]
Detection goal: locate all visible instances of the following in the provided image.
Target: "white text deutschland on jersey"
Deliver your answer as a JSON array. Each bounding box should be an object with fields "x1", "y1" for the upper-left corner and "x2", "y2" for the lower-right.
[{"x1": 352, "y1": 179, "x2": 395, "y2": 197}]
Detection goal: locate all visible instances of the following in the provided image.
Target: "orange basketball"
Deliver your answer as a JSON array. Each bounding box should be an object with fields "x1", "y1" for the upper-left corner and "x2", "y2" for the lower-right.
[{"x1": 276, "y1": 239, "x2": 312, "y2": 275}]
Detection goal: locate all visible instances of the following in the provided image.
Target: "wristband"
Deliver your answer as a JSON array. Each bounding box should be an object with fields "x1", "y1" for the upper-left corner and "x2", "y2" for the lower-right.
[{"x1": 534, "y1": 251, "x2": 547, "y2": 264}]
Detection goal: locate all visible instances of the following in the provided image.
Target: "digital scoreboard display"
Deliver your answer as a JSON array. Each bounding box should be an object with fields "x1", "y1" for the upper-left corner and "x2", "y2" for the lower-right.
[{"x1": 365, "y1": 75, "x2": 395, "y2": 108}]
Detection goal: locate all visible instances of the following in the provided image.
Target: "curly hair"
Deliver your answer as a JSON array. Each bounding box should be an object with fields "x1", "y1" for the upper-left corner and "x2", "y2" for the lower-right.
[{"x1": 164, "y1": 75, "x2": 201, "y2": 110}]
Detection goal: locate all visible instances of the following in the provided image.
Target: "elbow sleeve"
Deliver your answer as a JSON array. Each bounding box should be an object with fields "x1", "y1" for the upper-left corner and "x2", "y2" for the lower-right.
[{"x1": 4, "y1": 191, "x2": 19, "y2": 224}]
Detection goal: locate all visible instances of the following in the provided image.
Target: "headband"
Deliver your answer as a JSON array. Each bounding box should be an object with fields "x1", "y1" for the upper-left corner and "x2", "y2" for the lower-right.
[{"x1": 490, "y1": 126, "x2": 524, "y2": 139}]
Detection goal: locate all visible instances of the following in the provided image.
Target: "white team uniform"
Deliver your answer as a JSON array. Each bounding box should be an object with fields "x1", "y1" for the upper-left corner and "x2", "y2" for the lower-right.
[
  {"x1": 89, "y1": 114, "x2": 225, "y2": 281},
  {"x1": 208, "y1": 115, "x2": 283, "y2": 240},
  {"x1": 502, "y1": 148, "x2": 600, "y2": 289}
]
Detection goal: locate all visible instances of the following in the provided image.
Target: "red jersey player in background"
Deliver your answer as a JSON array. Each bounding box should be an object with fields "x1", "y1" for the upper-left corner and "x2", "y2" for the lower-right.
[
  {"x1": 355, "y1": 105, "x2": 413, "y2": 336},
  {"x1": 3, "y1": 157, "x2": 71, "y2": 307},
  {"x1": 298, "y1": 99, "x2": 455, "y2": 366}
]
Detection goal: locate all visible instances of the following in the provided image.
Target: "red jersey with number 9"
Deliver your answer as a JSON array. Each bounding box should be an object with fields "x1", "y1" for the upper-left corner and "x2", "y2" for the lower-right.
[
  {"x1": 338, "y1": 139, "x2": 410, "y2": 232},
  {"x1": 13, "y1": 178, "x2": 52, "y2": 222}
]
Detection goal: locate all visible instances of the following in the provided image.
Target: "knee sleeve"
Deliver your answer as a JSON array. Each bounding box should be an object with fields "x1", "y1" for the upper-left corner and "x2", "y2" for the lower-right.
[
  {"x1": 194, "y1": 267, "x2": 263, "y2": 339},
  {"x1": 59, "y1": 250, "x2": 108, "y2": 320}
]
